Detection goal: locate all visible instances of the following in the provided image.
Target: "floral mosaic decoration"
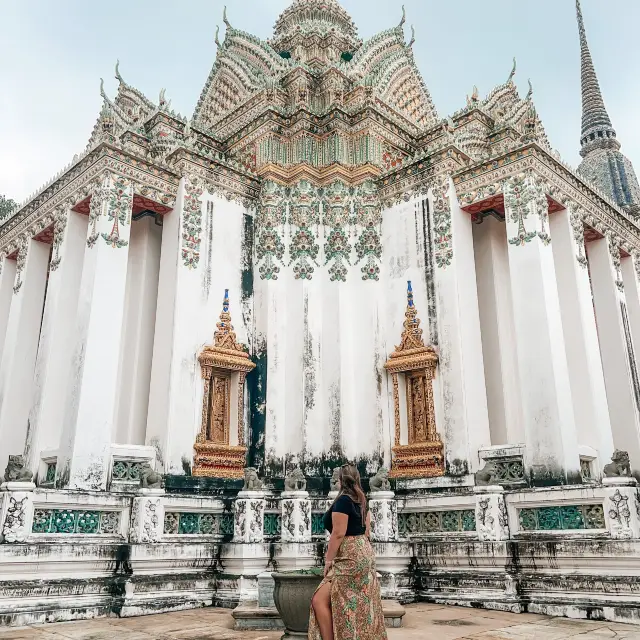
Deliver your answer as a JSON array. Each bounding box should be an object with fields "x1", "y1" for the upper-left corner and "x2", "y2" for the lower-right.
[{"x1": 181, "y1": 177, "x2": 205, "y2": 269}]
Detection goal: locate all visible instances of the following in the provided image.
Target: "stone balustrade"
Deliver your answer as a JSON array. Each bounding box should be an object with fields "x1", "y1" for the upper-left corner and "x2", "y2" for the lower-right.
[{"x1": 2, "y1": 481, "x2": 639, "y2": 545}]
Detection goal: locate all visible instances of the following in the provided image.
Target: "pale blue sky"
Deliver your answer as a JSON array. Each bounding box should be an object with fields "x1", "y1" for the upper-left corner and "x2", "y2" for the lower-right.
[{"x1": 1, "y1": 0, "x2": 639, "y2": 204}]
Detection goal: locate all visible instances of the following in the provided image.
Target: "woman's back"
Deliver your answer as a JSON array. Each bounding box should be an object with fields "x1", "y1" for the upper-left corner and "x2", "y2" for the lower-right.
[{"x1": 323, "y1": 494, "x2": 366, "y2": 536}]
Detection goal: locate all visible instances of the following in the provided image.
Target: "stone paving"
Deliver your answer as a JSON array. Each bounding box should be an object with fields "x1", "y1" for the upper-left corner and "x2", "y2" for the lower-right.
[{"x1": 1, "y1": 604, "x2": 640, "y2": 639}]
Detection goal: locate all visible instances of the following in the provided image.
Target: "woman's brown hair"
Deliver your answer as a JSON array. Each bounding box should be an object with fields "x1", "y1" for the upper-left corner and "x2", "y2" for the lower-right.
[{"x1": 337, "y1": 464, "x2": 367, "y2": 525}]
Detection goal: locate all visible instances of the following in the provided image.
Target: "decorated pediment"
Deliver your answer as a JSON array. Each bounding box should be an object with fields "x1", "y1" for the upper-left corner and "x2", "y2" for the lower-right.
[
  {"x1": 114, "y1": 61, "x2": 156, "y2": 124},
  {"x1": 193, "y1": 26, "x2": 289, "y2": 131},
  {"x1": 352, "y1": 29, "x2": 438, "y2": 130}
]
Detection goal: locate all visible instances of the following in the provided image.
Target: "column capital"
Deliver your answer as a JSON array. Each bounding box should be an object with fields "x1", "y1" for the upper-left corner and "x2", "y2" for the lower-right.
[
  {"x1": 87, "y1": 174, "x2": 134, "y2": 249},
  {"x1": 503, "y1": 170, "x2": 551, "y2": 246}
]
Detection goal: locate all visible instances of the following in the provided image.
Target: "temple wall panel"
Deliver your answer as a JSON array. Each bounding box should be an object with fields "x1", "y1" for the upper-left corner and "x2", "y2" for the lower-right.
[{"x1": 146, "y1": 182, "x2": 251, "y2": 475}]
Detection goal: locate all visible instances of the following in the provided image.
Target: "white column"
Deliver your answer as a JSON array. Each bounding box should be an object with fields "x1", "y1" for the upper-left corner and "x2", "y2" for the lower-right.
[
  {"x1": 0, "y1": 257, "x2": 17, "y2": 365},
  {"x1": 115, "y1": 215, "x2": 162, "y2": 446},
  {"x1": 622, "y1": 252, "x2": 640, "y2": 366},
  {"x1": 503, "y1": 173, "x2": 579, "y2": 483},
  {"x1": 57, "y1": 175, "x2": 134, "y2": 490},
  {"x1": 472, "y1": 216, "x2": 523, "y2": 446},
  {"x1": 146, "y1": 177, "x2": 208, "y2": 475},
  {"x1": 24, "y1": 209, "x2": 88, "y2": 474},
  {"x1": 550, "y1": 206, "x2": 613, "y2": 469},
  {"x1": 430, "y1": 175, "x2": 491, "y2": 474},
  {"x1": 587, "y1": 234, "x2": 640, "y2": 470},
  {"x1": 0, "y1": 238, "x2": 50, "y2": 474}
]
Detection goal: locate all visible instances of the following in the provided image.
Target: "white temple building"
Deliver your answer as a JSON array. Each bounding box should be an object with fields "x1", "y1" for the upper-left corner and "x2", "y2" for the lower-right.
[{"x1": 2, "y1": 0, "x2": 640, "y2": 627}]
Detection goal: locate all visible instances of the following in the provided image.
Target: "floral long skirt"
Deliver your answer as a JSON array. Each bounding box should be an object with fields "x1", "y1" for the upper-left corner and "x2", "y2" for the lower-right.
[{"x1": 308, "y1": 535, "x2": 388, "y2": 640}]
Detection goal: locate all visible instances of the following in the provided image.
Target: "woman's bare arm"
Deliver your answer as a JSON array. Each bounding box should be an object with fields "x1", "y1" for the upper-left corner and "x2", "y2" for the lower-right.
[
  {"x1": 324, "y1": 512, "x2": 348, "y2": 575},
  {"x1": 365, "y1": 510, "x2": 371, "y2": 539}
]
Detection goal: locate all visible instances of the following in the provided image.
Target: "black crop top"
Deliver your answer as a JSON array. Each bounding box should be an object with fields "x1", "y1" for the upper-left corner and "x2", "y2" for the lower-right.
[{"x1": 323, "y1": 495, "x2": 367, "y2": 536}]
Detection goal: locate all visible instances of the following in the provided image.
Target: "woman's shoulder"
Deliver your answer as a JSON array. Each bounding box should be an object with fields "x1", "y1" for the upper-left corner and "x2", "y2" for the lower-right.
[
  {"x1": 334, "y1": 494, "x2": 356, "y2": 510},
  {"x1": 334, "y1": 494, "x2": 362, "y2": 513}
]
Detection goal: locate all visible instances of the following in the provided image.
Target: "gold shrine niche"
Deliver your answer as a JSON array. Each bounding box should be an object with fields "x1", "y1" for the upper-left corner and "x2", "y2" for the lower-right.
[
  {"x1": 384, "y1": 282, "x2": 444, "y2": 478},
  {"x1": 193, "y1": 289, "x2": 255, "y2": 479}
]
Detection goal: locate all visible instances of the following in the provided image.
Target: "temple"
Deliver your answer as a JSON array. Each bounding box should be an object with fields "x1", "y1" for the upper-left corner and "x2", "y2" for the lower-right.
[{"x1": 2, "y1": 0, "x2": 640, "y2": 627}]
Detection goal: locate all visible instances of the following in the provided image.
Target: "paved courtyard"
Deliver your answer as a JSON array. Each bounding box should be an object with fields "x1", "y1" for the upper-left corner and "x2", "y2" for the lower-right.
[{"x1": 1, "y1": 604, "x2": 640, "y2": 640}]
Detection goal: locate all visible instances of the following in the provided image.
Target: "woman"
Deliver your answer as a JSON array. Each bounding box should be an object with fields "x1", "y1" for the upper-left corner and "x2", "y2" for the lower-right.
[{"x1": 309, "y1": 465, "x2": 388, "y2": 640}]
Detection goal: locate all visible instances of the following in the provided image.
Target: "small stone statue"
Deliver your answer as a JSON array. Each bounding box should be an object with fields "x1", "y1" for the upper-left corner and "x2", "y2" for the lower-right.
[
  {"x1": 284, "y1": 467, "x2": 306, "y2": 492},
  {"x1": 370, "y1": 467, "x2": 391, "y2": 492},
  {"x1": 330, "y1": 467, "x2": 341, "y2": 492},
  {"x1": 475, "y1": 461, "x2": 498, "y2": 487},
  {"x1": 139, "y1": 463, "x2": 163, "y2": 489},
  {"x1": 603, "y1": 450, "x2": 632, "y2": 478},
  {"x1": 243, "y1": 467, "x2": 263, "y2": 491},
  {"x1": 4, "y1": 455, "x2": 34, "y2": 483}
]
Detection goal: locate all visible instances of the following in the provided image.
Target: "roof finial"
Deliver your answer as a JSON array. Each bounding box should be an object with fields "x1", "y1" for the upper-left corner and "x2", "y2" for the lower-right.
[
  {"x1": 213, "y1": 289, "x2": 243, "y2": 352},
  {"x1": 223, "y1": 6, "x2": 231, "y2": 28},
  {"x1": 399, "y1": 5, "x2": 406, "y2": 28},
  {"x1": 526, "y1": 79, "x2": 533, "y2": 100},
  {"x1": 100, "y1": 78, "x2": 107, "y2": 99},
  {"x1": 115, "y1": 60, "x2": 124, "y2": 84},
  {"x1": 467, "y1": 85, "x2": 480, "y2": 106},
  {"x1": 215, "y1": 25, "x2": 221, "y2": 48},
  {"x1": 391, "y1": 280, "x2": 427, "y2": 353},
  {"x1": 408, "y1": 25, "x2": 415, "y2": 48},
  {"x1": 507, "y1": 57, "x2": 516, "y2": 84}
]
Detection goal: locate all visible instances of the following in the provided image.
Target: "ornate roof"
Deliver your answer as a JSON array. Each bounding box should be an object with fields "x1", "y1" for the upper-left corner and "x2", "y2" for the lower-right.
[
  {"x1": 190, "y1": 0, "x2": 438, "y2": 186},
  {"x1": 575, "y1": 0, "x2": 640, "y2": 216}
]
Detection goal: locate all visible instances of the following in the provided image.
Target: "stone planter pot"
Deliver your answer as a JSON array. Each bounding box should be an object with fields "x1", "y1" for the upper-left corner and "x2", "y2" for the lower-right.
[{"x1": 272, "y1": 571, "x2": 323, "y2": 637}]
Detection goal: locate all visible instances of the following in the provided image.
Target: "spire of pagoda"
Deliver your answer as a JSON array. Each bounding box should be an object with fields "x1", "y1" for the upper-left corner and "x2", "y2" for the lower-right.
[
  {"x1": 575, "y1": 0, "x2": 618, "y2": 155},
  {"x1": 575, "y1": 0, "x2": 640, "y2": 216}
]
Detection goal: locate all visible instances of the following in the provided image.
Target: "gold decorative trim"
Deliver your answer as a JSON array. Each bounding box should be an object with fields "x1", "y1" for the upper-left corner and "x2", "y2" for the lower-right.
[
  {"x1": 392, "y1": 373, "x2": 400, "y2": 447},
  {"x1": 385, "y1": 281, "x2": 444, "y2": 479},
  {"x1": 193, "y1": 289, "x2": 255, "y2": 478},
  {"x1": 388, "y1": 441, "x2": 445, "y2": 479},
  {"x1": 192, "y1": 443, "x2": 247, "y2": 479}
]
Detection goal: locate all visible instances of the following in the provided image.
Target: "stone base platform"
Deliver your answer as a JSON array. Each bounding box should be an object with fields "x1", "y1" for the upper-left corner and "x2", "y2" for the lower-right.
[{"x1": 232, "y1": 600, "x2": 406, "y2": 630}]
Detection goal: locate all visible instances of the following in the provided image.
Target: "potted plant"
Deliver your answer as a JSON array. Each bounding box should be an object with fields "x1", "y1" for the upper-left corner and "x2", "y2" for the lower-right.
[{"x1": 272, "y1": 568, "x2": 323, "y2": 636}]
